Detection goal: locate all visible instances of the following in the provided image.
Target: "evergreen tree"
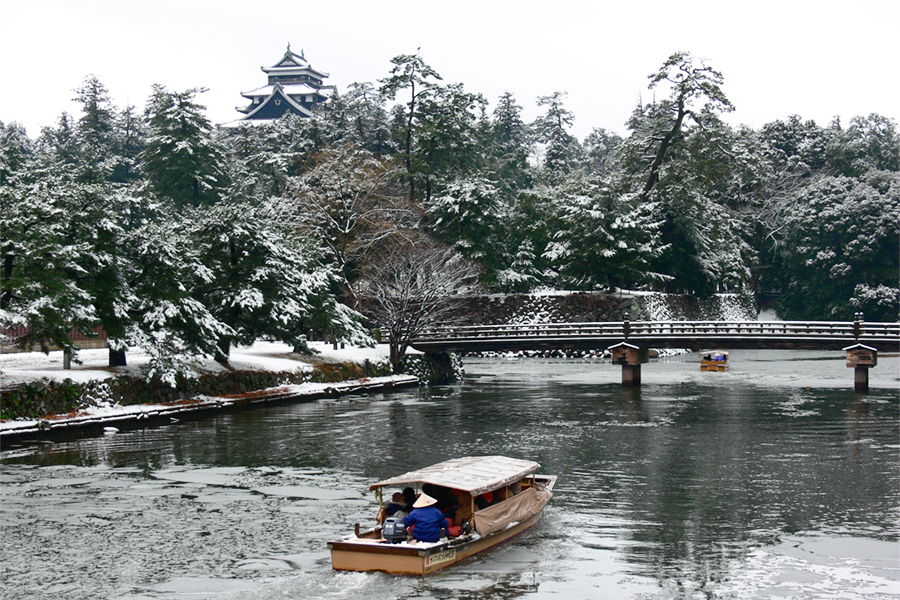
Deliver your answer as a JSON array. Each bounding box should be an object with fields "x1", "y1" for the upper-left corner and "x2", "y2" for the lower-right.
[
  {"x1": 548, "y1": 173, "x2": 670, "y2": 290},
  {"x1": 186, "y1": 196, "x2": 366, "y2": 360},
  {"x1": 488, "y1": 92, "x2": 532, "y2": 201},
  {"x1": 639, "y1": 51, "x2": 734, "y2": 197},
  {"x1": 778, "y1": 171, "x2": 900, "y2": 321},
  {"x1": 121, "y1": 200, "x2": 235, "y2": 383},
  {"x1": 0, "y1": 121, "x2": 33, "y2": 315},
  {"x1": 111, "y1": 103, "x2": 147, "y2": 183},
  {"x1": 379, "y1": 51, "x2": 443, "y2": 203},
  {"x1": 343, "y1": 82, "x2": 393, "y2": 155},
  {"x1": 533, "y1": 92, "x2": 581, "y2": 179},
  {"x1": 583, "y1": 127, "x2": 624, "y2": 177},
  {"x1": 620, "y1": 53, "x2": 749, "y2": 294},
  {"x1": 73, "y1": 75, "x2": 117, "y2": 184},
  {"x1": 425, "y1": 175, "x2": 504, "y2": 278},
  {"x1": 415, "y1": 83, "x2": 487, "y2": 202},
  {"x1": 826, "y1": 114, "x2": 900, "y2": 177},
  {"x1": 502, "y1": 185, "x2": 566, "y2": 290},
  {"x1": 141, "y1": 85, "x2": 229, "y2": 209},
  {"x1": 6, "y1": 110, "x2": 132, "y2": 364},
  {"x1": 759, "y1": 115, "x2": 831, "y2": 175},
  {"x1": 0, "y1": 121, "x2": 33, "y2": 186},
  {"x1": 38, "y1": 113, "x2": 80, "y2": 169},
  {"x1": 0, "y1": 160, "x2": 98, "y2": 356}
]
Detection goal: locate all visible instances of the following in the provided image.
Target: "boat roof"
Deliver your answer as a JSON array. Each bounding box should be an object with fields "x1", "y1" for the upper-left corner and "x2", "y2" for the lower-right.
[{"x1": 370, "y1": 456, "x2": 541, "y2": 496}]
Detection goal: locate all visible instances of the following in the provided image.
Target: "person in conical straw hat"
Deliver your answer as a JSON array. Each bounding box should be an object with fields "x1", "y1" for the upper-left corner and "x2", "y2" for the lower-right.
[
  {"x1": 403, "y1": 493, "x2": 449, "y2": 542},
  {"x1": 413, "y1": 493, "x2": 437, "y2": 508}
]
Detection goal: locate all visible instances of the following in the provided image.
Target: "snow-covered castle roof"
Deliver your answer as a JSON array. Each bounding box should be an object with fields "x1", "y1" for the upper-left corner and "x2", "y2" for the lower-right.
[{"x1": 235, "y1": 45, "x2": 336, "y2": 121}]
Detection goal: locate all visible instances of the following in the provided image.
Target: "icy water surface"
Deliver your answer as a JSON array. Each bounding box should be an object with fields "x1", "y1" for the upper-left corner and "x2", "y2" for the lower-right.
[{"x1": 1, "y1": 350, "x2": 898, "y2": 599}]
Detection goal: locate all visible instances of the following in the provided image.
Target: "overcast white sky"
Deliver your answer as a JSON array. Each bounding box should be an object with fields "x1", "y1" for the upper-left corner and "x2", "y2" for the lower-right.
[{"x1": 3, "y1": 0, "x2": 897, "y2": 140}]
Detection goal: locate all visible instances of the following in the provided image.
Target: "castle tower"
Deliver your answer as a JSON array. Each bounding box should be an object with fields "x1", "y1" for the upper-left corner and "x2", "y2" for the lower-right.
[{"x1": 236, "y1": 45, "x2": 336, "y2": 120}]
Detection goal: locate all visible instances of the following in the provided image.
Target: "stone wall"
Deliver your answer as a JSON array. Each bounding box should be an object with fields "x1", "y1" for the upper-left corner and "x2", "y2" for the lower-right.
[
  {"x1": 451, "y1": 292, "x2": 630, "y2": 325},
  {"x1": 450, "y1": 291, "x2": 757, "y2": 325}
]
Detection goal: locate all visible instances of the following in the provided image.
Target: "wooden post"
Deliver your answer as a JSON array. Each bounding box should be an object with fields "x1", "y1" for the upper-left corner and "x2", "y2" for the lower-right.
[
  {"x1": 63, "y1": 348, "x2": 72, "y2": 370},
  {"x1": 854, "y1": 366, "x2": 869, "y2": 392},
  {"x1": 622, "y1": 364, "x2": 641, "y2": 385}
]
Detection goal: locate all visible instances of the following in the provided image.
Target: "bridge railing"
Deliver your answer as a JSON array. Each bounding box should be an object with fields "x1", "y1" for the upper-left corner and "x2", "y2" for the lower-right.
[
  {"x1": 415, "y1": 321, "x2": 626, "y2": 340},
  {"x1": 415, "y1": 320, "x2": 900, "y2": 342},
  {"x1": 628, "y1": 320, "x2": 899, "y2": 339}
]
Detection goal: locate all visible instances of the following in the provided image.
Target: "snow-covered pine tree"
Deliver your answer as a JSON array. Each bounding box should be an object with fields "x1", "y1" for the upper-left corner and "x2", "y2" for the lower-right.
[
  {"x1": 548, "y1": 173, "x2": 670, "y2": 291},
  {"x1": 141, "y1": 85, "x2": 229, "y2": 209},
  {"x1": 533, "y1": 92, "x2": 581, "y2": 181}
]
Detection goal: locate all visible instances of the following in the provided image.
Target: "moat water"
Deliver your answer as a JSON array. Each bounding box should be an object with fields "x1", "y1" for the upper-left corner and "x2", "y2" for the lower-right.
[{"x1": 1, "y1": 350, "x2": 898, "y2": 599}]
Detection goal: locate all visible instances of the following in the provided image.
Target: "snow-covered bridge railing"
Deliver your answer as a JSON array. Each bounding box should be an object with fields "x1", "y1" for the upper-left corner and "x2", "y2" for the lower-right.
[{"x1": 411, "y1": 320, "x2": 900, "y2": 353}]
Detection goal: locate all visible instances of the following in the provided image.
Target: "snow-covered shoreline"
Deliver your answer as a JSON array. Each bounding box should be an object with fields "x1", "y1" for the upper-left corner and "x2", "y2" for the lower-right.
[
  {"x1": 0, "y1": 373, "x2": 418, "y2": 439},
  {"x1": 0, "y1": 341, "x2": 417, "y2": 440}
]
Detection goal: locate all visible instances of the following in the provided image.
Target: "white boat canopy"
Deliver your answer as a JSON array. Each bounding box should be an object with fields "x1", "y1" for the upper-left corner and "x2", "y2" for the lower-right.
[{"x1": 370, "y1": 456, "x2": 541, "y2": 496}]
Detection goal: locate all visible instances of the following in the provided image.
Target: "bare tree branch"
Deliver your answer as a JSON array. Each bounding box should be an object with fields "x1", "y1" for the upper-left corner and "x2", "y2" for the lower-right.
[{"x1": 358, "y1": 239, "x2": 480, "y2": 371}]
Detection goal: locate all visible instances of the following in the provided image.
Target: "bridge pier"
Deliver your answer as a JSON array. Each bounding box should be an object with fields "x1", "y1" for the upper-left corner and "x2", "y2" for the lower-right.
[
  {"x1": 609, "y1": 342, "x2": 649, "y2": 387},
  {"x1": 622, "y1": 365, "x2": 641, "y2": 386},
  {"x1": 845, "y1": 342, "x2": 877, "y2": 393},
  {"x1": 854, "y1": 367, "x2": 869, "y2": 392}
]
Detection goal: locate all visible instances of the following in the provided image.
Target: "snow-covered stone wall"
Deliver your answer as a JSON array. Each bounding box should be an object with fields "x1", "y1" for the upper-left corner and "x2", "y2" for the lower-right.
[
  {"x1": 452, "y1": 291, "x2": 757, "y2": 325},
  {"x1": 628, "y1": 292, "x2": 758, "y2": 322}
]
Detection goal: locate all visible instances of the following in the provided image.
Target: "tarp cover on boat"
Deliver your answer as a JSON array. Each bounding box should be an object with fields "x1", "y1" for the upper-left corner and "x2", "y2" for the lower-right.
[
  {"x1": 472, "y1": 486, "x2": 553, "y2": 536},
  {"x1": 370, "y1": 456, "x2": 541, "y2": 496}
]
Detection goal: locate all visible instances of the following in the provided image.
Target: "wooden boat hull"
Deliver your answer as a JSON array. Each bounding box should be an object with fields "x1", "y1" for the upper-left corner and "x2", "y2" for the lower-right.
[
  {"x1": 329, "y1": 509, "x2": 545, "y2": 575},
  {"x1": 700, "y1": 360, "x2": 729, "y2": 372}
]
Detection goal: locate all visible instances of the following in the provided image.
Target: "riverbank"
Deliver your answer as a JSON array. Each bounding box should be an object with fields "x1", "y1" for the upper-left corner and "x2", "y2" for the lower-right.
[
  {"x1": 0, "y1": 374, "x2": 419, "y2": 448},
  {"x1": 0, "y1": 341, "x2": 419, "y2": 447}
]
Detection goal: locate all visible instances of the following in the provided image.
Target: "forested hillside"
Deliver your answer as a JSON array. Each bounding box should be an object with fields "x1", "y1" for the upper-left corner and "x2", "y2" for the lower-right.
[{"x1": 2, "y1": 51, "x2": 898, "y2": 382}]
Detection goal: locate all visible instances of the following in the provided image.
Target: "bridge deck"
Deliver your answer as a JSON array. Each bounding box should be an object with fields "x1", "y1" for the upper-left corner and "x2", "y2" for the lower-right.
[{"x1": 412, "y1": 321, "x2": 900, "y2": 353}]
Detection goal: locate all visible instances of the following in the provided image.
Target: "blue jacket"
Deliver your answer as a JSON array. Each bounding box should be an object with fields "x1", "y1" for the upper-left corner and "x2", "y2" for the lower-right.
[{"x1": 403, "y1": 506, "x2": 449, "y2": 542}]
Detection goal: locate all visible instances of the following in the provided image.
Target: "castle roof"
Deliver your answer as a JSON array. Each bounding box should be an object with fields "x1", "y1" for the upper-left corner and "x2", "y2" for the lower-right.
[
  {"x1": 235, "y1": 44, "x2": 334, "y2": 121},
  {"x1": 237, "y1": 83, "x2": 315, "y2": 119},
  {"x1": 261, "y1": 45, "x2": 329, "y2": 80},
  {"x1": 240, "y1": 82, "x2": 325, "y2": 99}
]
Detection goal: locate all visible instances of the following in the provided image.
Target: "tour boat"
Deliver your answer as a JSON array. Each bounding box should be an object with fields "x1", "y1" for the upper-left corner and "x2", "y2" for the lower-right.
[
  {"x1": 328, "y1": 455, "x2": 556, "y2": 575},
  {"x1": 700, "y1": 350, "x2": 730, "y2": 371}
]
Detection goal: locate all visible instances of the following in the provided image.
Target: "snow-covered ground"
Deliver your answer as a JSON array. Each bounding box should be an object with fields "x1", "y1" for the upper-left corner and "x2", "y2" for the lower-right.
[
  {"x1": 0, "y1": 341, "x2": 414, "y2": 435},
  {"x1": 0, "y1": 341, "x2": 393, "y2": 389}
]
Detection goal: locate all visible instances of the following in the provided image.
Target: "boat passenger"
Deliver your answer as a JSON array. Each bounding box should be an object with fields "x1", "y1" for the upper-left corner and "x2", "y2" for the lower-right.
[
  {"x1": 422, "y1": 483, "x2": 460, "y2": 520},
  {"x1": 475, "y1": 486, "x2": 512, "y2": 510},
  {"x1": 384, "y1": 492, "x2": 409, "y2": 519},
  {"x1": 402, "y1": 487, "x2": 417, "y2": 510},
  {"x1": 403, "y1": 493, "x2": 450, "y2": 543}
]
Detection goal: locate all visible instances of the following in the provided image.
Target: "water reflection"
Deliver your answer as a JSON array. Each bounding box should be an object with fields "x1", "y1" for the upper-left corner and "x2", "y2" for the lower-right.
[{"x1": 1, "y1": 351, "x2": 898, "y2": 599}]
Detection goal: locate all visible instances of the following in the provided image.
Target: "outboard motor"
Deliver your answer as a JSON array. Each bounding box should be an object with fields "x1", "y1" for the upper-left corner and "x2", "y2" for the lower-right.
[{"x1": 382, "y1": 517, "x2": 408, "y2": 543}]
